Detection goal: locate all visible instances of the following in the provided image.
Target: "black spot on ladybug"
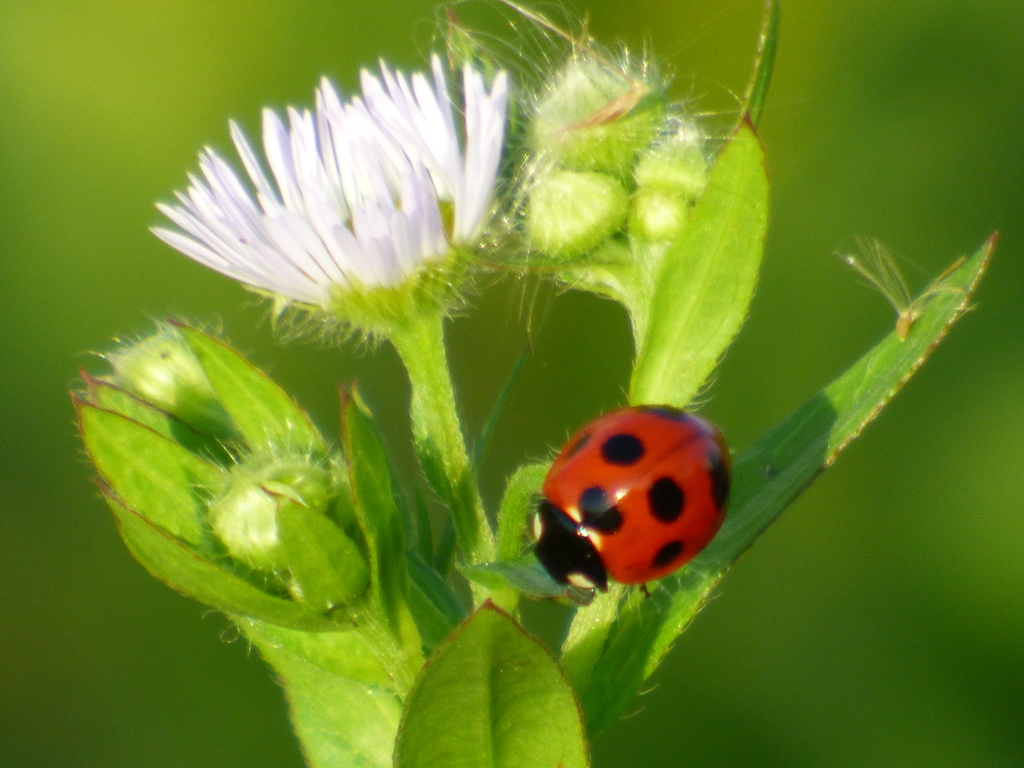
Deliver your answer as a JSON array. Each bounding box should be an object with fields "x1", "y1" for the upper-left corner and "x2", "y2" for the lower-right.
[
  {"x1": 637, "y1": 405, "x2": 689, "y2": 422},
  {"x1": 648, "y1": 477, "x2": 685, "y2": 522},
  {"x1": 578, "y1": 486, "x2": 624, "y2": 534},
  {"x1": 652, "y1": 540, "x2": 684, "y2": 569},
  {"x1": 564, "y1": 431, "x2": 592, "y2": 459},
  {"x1": 534, "y1": 499, "x2": 609, "y2": 591},
  {"x1": 601, "y1": 433, "x2": 645, "y2": 465},
  {"x1": 707, "y1": 451, "x2": 731, "y2": 510}
]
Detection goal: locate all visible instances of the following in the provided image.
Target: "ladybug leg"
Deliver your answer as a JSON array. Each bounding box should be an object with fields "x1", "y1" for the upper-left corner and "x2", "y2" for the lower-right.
[{"x1": 640, "y1": 583, "x2": 651, "y2": 598}]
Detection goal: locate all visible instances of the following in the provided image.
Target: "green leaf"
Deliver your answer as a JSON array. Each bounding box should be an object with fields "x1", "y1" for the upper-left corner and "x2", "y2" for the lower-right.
[
  {"x1": 394, "y1": 603, "x2": 589, "y2": 768},
  {"x1": 471, "y1": 347, "x2": 530, "y2": 475},
  {"x1": 743, "y1": 0, "x2": 781, "y2": 127},
  {"x1": 83, "y1": 374, "x2": 231, "y2": 462},
  {"x1": 566, "y1": 236, "x2": 994, "y2": 736},
  {"x1": 406, "y1": 550, "x2": 466, "y2": 653},
  {"x1": 105, "y1": 492, "x2": 342, "y2": 631},
  {"x1": 277, "y1": 503, "x2": 370, "y2": 612},
  {"x1": 412, "y1": 484, "x2": 434, "y2": 563},
  {"x1": 340, "y1": 386, "x2": 422, "y2": 673},
  {"x1": 495, "y1": 463, "x2": 548, "y2": 563},
  {"x1": 174, "y1": 323, "x2": 325, "y2": 454},
  {"x1": 461, "y1": 557, "x2": 591, "y2": 603},
  {"x1": 238, "y1": 617, "x2": 396, "y2": 690},
  {"x1": 244, "y1": 621, "x2": 404, "y2": 768},
  {"x1": 78, "y1": 401, "x2": 222, "y2": 547},
  {"x1": 629, "y1": 123, "x2": 769, "y2": 407}
]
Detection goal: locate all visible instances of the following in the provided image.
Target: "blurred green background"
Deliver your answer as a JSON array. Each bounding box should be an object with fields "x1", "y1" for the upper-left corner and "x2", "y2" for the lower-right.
[{"x1": 1, "y1": 0, "x2": 1022, "y2": 765}]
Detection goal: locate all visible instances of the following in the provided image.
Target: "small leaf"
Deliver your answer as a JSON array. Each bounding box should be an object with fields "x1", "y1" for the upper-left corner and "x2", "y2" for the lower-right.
[
  {"x1": 629, "y1": 122, "x2": 769, "y2": 407},
  {"x1": 743, "y1": 0, "x2": 781, "y2": 127},
  {"x1": 495, "y1": 463, "x2": 548, "y2": 562},
  {"x1": 567, "y1": 235, "x2": 994, "y2": 736},
  {"x1": 471, "y1": 348, "x2": 530, "y2": 474},
  {"x1": 559, "y1": 586, "x2": 624, "y2": 696},
  {"x1": 412, "y1": 485, "x2": 434, "y2": 563},
  {"x1": 175, "y1": 323, "x2": 325, "y2": 454},
  {"x1": 239, "y1": 617, "x2": 396, "y2": 691},
  {"x1": 394, "y1": 603, "x2": 589, "y2": 768},
  {"x1": 244, "y1": 621, "x2": 404, "y2": 768},
  {"x1": 406, "y1": 550, "x2": 466, "y2": 652},
  {"x1": 277, "y1": 503, "x2": 370, "y2": 612},
  {"x1": 340, "y1": 386, "x2": 421, "y2": 664},
  {"x1": 461, "y1": 557, "x2": 592, "y2": 604},
  {"x1": 83, "y1": 375, "x2": 231, "y2": 462},
  {"x1": 106, "y1": 492, "x2": 342, "y2": 631},
  {"x1": 78, "y1": 401, "x2": 222, "y2": 547}
]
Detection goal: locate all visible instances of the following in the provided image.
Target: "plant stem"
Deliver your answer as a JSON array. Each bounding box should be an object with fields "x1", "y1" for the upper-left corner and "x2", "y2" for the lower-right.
[{"x1": 391, "y1": 312, "x2": 495, "y2": 574}]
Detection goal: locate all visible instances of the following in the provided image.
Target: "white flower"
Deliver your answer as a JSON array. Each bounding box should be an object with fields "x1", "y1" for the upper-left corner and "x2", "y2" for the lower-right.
[{"x1": 154, "y1": 56, "x2": 508, "y2": 309}]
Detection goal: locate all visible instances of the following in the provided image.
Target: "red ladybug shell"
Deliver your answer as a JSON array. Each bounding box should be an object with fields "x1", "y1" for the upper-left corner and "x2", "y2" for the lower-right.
[{"x1": 533, "y1": 406, "x2": 730, "y2": 591}]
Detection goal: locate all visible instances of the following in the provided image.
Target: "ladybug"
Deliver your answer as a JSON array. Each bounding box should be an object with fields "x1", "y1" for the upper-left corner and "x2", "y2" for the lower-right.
[{"x1": 533, "y1": 405, "x2": 730, "y2": 591}]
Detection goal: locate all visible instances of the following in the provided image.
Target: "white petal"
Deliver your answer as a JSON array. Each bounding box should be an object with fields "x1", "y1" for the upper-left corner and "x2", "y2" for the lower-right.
[{"x1": 154, "y1": 57, "x2": 508, "y2": 309}]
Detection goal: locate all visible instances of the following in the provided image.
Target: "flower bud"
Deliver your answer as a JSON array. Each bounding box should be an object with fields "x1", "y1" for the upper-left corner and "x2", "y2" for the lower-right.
[
  {"x1": 634, "y1": 126, "x2": 709, "y2": 200},
  {"x1": 629, "y1": 188, "x2": 691, "y2": 243},
  {"x1": 209, "y1": 476, "x2": 284, "y2": 572},
  {"x1": 526, "y1": 170, "x2": 629, "y2": 259},
  {"x1": 105, "y1": 324, "x2": 234, "y2": 438},
  {"x1": 209, "y1": 456, "x2": 331, "y2": 572},
  {"x1": 531, "y1": 57, "x2": 664, "y2": 176},
  {"x1": 209, "y1": 454, "x2": 370, "y2": 610}
]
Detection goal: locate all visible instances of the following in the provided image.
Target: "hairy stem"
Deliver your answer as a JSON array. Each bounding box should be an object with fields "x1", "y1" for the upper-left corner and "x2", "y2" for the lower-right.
[{"x1": 391, "y1": 313, "x2": 495, "y2": 578}]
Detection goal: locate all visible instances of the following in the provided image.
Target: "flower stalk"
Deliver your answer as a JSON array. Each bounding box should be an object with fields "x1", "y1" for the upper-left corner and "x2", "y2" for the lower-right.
[{"x1": 390, "y1": 311, "x2": 495, "y2": 572}]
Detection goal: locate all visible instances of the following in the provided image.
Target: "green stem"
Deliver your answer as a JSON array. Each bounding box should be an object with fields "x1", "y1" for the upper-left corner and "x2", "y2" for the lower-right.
[{"x1": 391, "y1": 312, "x2": 495, "y2": 572}]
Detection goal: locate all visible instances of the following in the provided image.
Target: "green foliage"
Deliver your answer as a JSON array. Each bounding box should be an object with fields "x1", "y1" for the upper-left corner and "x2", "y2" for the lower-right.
[
  {"x1": 563, "y1": 238, "x2": 994, "y2": 735},
  {"x1": 743, "y1": 0, "x2": 781, "y2": 127},
  {"x1": 629, "y1": 122, "x2": 769, "y2": 406},
  {"x1": 340, "y1": 386, "x2": 423, "y2": 678},
  {"x1": 277, "y1": 503, "x2": 370, "y2": 613},
  {"x1": 72, "y1": 7, "x2": 998, "y2": 766},
  {"x1": 243, "y1": 619, "x2": 404, "y2": 768},
  {"x1": 107, "y1": 493, "x2": 341, "y2": 631},
  {"x1": 78, "y1": 402, "x2": 221, "y2": 547},
  {"x1": 394, "y1": 604, "x2": 588, "y2": 768},
  {"x1": 175, "y1": 322, "x2": 326, "y2": 455}
]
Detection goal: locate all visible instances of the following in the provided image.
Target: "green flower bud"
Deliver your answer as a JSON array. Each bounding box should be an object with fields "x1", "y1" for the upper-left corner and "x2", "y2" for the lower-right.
[
  {"x1": 209, "y1": 455, "x2": 369, "y2": 610},
  {"x1": 630, "y1": 188, "x2": 691, "y2": 242},
  {"x1": 634, "y1": 126, "x2": 709, "y2": 200},
  {"x1": 526, "y1": 170, "x2": 629, "y2": 258},
  {"x1": 209, "y1": 477, "x2": 284, "y2": 572},
  {"x1": 105, "y1": 323, "x2": 234, "y2": 438},
  {"x1": 531, "y1": 56, "x2": 665, "y2": 176},
  {"x1": 209, "y1": 456, "x2": 330, "y2": 572}
]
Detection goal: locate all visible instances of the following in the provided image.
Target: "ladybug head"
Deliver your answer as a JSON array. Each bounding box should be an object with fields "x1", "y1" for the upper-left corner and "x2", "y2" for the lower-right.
[{"x1": 533, "y1": 499, "x2": 609, "y2": 592}]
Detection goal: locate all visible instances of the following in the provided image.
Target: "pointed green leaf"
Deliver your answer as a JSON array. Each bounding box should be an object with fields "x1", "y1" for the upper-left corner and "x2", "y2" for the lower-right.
[
  {"x1": 630, "y1": 123, "x2": 769, "y2": 407},
  {"x1": 471, "y1": 348, "x2": 531, "y2": 474},
  {"x1": 567, "y1": 236, "x2": 994, "y2": 735},
  {"x1": 78, "y1": 401, "x2": 222, "y2": 547},
  {"x1": 743, "y1": 0, "x2": 781, "y2": 127},
  {"x1": 341, "y1": 386, "x2": 421, "y2": 665},
  {"x1": 175, "y1": 323, "x2": 325, "y2": 454},
  {"x1": 461, "y1": 557, "x2": 590, "y2": 603},
  {"x1": 244, "y1": 621, "x2": 404, "y2": 768},
  {"x1": 495, "y1": 463, "x2": 548, "y2": 563},
  {"x1": 106, "y1": 492, "x2": 342, "y2": 631},
  {"x1": 412, "y1": 485, "x2": 434, "y2": 563},
  {"x1": 406, "y1": 550, "x2": 466, "y2": 652},
  {"x1": 83, "y1": 375, "x2": 230, "y2": 462},
  {"x1": 238, "y1": 617, "x2": 396, "y2": 691},
  {"x1": 394, "y1": 603, "x2": 588, "y2": 768},
  {"x1": 277, "y1": 503, "x2": 370, "y2": 612}
]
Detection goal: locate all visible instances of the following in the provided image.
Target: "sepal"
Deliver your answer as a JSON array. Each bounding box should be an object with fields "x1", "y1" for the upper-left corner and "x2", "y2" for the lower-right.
[{"x1": 78, "y1": 323, "x2": 377, "y2": 630}]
